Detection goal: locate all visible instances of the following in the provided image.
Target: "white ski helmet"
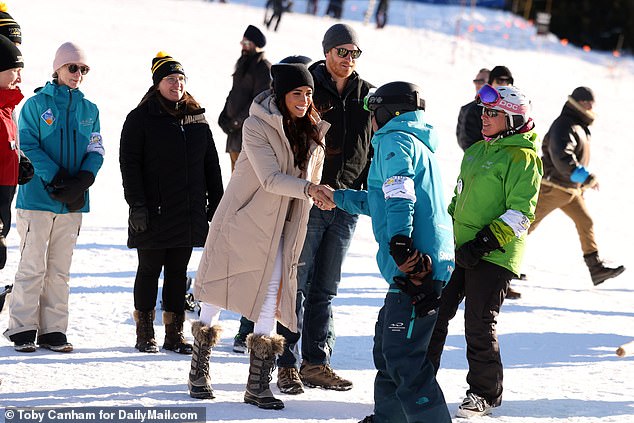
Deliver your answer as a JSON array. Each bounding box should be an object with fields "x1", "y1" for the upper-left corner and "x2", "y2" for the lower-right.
[{"x1": 489, "y1": 85, "x2": 531, "y2": 131}]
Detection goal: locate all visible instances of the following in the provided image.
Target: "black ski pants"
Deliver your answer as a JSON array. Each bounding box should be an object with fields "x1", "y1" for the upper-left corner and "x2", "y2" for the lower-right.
[
  {"x1": 134, "y1": 247, "x2": 193, "y2": 313},
  {"x1": 428, "y1": 259, "x2": 513, "y2": 407}
]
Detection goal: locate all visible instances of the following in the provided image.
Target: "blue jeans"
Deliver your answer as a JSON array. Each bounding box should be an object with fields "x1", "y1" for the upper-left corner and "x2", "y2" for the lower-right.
[
  {"x1": 278, "y1": 206, "x2": 357, "y2": 367},
  {"x1": 373, "y1": 285, "x2": 451, "y2": 423}
]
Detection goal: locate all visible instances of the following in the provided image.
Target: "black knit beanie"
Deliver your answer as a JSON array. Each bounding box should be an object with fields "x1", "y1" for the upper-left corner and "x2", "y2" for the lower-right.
[
  {"x1": 571, "y1": 86, "x2": 594, "y2": 102},
  {"x1": 271, "y1": 63, "x2": 314, "y2": 99},
  {"x1": 0, "y1": 34, "x2": 23, "y2": 72},
  {"x1": 244, "y1": 25, "x2": 266, "y2": 48},
  {"x1": 322, "y1": 23, "x2": 360, "y2": 54},
  {"x1": 0, "y1": 3, "x2": 21, "y2": 44},
  {"x1": 488, "y1": 65, "x2": 514, "y2": 85},
  {"x1": 151, "y1": 51, "x2": 185, "y2": 85}
]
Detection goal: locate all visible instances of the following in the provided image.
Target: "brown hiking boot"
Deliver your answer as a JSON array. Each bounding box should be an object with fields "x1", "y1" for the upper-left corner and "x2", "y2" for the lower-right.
[
  {"x1": 299, "y1": 361, "x2": 352, "y2": 391},
  {"x1": 506, "y1": 286, "x2": 521, "y2": 300},
  {"x1": 277, "y1": 367, "x2": 304, "y2": 395}
]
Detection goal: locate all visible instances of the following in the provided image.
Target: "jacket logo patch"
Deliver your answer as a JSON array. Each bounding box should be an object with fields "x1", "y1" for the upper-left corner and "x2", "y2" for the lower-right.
[
  {"x1": 79, "y1": 118, "x2": 94, "y2": 127},
  {"x1": 388, "y1": 322, "x2": 406, "y2": 332},
  {"x1": 41, "y1": 109, "x2": 55, "y2": 126}
]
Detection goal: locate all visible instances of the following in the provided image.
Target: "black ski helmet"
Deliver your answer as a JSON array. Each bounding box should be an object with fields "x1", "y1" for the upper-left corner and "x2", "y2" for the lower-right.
[{"x1": 365, "y1": 81, "x2": 425, "y2": 129}]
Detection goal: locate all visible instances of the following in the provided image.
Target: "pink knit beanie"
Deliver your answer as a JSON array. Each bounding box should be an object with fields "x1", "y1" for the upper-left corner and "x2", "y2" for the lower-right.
[{"x1": 53, "y1": 42, "x2": 88, "y2": 72}]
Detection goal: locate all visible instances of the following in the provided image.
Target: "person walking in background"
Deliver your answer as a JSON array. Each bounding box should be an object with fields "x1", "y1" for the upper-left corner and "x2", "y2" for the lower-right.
[
  {"x1": 275, "y1": 23, "x2": 373, "y2": 395},
  {"x1": 264, "y1": 0, "x2": 289, "y2": 32},
  {"x1": 529, "y1": 87, "x2": 625, "y2": 285},
  {"x1": 187, "y1": 63, "x2": 332, "y2": 409},
  {"x1": 375, "y1": 0, "x2": 389, "y2": 29},
  {"x1": 218, "y1": 25, "x2": 271, "y2": 172},
  {"x1": 456, "y1": 68, "x2": 489, "y2": 151},
  {"x1": 333, "y1": 81, "x2": 454, "y2": 423},
  {"x1": 325, "y1": 0, "x2": 344, "y2": 19},
  {"x1": 4, "y1": 42, "x2": 103, "y2": 353},
  {"x1": 119, "y1": 52, "x2": 223, "y2": 355},
  {"x1": 428, "y1": 84, "x2": 542, "y2": 418}
]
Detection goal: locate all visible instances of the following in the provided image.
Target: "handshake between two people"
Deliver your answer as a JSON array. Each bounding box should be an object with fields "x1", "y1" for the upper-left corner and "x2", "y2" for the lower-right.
[{"x1": 307, "y1": 183, "x2": 336, "y2": 211}]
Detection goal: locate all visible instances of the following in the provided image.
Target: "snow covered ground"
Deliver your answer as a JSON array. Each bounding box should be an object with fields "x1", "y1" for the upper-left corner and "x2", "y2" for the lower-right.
[{"x1": 1, "y1": 0, "x2": 633, "y2": 422}]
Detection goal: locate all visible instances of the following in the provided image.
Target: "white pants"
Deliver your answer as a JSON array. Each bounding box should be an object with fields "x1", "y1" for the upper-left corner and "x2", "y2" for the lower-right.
[
  {"x1": 4, "y1": 209, "x2": 81, "y2": 339},
  {"x1": 200, "y1": 239, "x2": 283, "y2": 337}
]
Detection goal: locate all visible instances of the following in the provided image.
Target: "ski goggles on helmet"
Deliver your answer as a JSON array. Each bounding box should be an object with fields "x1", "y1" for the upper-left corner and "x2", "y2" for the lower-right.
[
  {"x1": 476, "y1": 84, "x2": 501, "y2": 107},
  {"x1": 363, "y1": 89, "x2": 425, "y2": 112}
]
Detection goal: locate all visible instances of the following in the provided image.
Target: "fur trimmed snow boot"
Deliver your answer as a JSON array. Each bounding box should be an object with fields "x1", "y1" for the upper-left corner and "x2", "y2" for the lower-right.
[
  {"x1": 244, "y1": 333, "x2": 285, "y2": 410},
  {"x1": 188, "y1": 321, "x2": 222, "y2": 399},
  {"x1": 163, "y1": 311, "x2": 193, "y2": 354},
  {"x1": 134, "y1": 310, "x2": 159, "y2": 353}
]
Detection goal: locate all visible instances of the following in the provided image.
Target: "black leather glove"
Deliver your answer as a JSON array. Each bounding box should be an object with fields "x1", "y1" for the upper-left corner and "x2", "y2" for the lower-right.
[
  {"x1": 129, "y1": 206, "x2": 149, "y2": 234},
  {"x1": 393, "y1": 275, "x2": 440, "y2": 317},
  {"x1": 455, "y1": 226, "x2": 502, "y2": 269},
  {"x1": 50, "y1": 170, "x2": 95, "y2": 205},
  {"x1": 389, "y1": 234, "x2": 425, "y2": 274},
  {"x1": 0, "y1": 234, "x2": 6, "y2": 270},
  {"x1": 18, "y1": 151, "x2": 34, "y2": 185}
]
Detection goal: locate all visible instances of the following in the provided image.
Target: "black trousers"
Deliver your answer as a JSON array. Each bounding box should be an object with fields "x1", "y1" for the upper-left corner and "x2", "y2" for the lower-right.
[
  {"x1": 0, "y1": 185, "x2": 16, "y2": 237},
  {"x1": 428, "y1": 259, "x2": 513, "y2": 407},
  {"x1": 134, "y1": 247, "x2": 193, "y2": 313}
]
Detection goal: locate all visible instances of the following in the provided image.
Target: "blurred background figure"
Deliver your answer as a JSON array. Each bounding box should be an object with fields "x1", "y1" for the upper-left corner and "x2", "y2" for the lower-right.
[
  {"x1": 375, "y1": 0, "x2": 389, "y2": 29},
  {"x1": 456, "y1": 67, "x2": 489, "y2": 151},
  {"x1": 218, "y1": 25, "x2": 271, "y2": 172}
]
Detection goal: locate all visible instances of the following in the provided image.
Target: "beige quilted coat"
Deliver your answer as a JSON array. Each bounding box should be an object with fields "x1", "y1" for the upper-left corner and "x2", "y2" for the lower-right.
[{"x1": 194, "y1": 90, "x2": 328, "y2": 332}]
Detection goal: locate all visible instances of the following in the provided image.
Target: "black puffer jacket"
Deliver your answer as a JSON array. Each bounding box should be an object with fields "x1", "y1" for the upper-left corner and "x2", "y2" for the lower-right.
[
  {"x1": 309, "y1": 61, "x2": 373, "y2": 189},
  {"x1": 456, "y1": 100, "x2": 483, "y2": 151},
  {"x1": 541, "y1": 101, "x2": 593, "y2": 189},
  {"x1": 119, "y1": 93, "x2": 224, "y2": 249},
  {"x1": 218, "y1": 52, "x2": 271, "y2": 153}
]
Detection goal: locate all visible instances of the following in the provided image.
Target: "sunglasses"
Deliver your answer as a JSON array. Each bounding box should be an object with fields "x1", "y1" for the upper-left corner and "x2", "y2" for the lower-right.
[
  {"x1": 163, "y1": 75, "x2": 187, "y2": 85},
  {"x1": 473, "y1": 78, "x2": 486, "y2": 84},
  {"x1": 66, "y1": 63, "x2": 90, "y2": 75},
  {"x1": 334, "y1": 47, "x2": 362, "y2": 59},
  {"x1": 477, "y1": 84, "x2": 501, "y2": 107},
  {"x1": 482, "y1": 107, "x2": 503, "y2": 118}
]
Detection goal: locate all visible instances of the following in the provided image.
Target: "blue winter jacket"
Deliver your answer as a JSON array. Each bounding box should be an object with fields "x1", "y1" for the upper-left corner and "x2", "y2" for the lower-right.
[
  {"x1": 334, "y1": 110, "x2": 454, "y2": 285},
  {"x1": 17, "y1": 82, "x2": 102, "y2": 213}
]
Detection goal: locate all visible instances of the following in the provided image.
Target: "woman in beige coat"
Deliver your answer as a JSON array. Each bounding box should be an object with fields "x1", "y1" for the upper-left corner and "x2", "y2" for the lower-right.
[{"x1": 188, "y1": 63, "x2": 332, "y2": 409}]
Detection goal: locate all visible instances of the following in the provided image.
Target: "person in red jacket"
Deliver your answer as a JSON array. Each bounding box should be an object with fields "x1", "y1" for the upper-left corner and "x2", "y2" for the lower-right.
[{"x1": 0, "y1": 34, "x2": 24, "y2": 270}]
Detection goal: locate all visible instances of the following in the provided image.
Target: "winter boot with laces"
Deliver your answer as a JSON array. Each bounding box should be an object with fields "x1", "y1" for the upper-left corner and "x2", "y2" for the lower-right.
[
  {"x1": 134, "y1": 310, "x2": 159, "y2": 353},
  {"x1": 456, "y1": 392, "x2": 492, "y2": 418},
  {"x1": 299, "y1": 361, "x2": 353, "y2": 391},
  {"x1": 163, "y1": 311, "x2": 193, "y2": 354},
  {"x1": 37, "y1": 332, "x2": 73, "y2": 352},
  {"x1": 188, "y1": 321, "x2": 222, "y2": 399},
  {"x1": 277, "y1": 367, "x2": 304, "y2": 395},
  {"x1": 244, "y1": 333, "x2": 285, "y2": 410},
  {"x1": 583, "y1": 252, "x2": 625, "y2": 286},
  {"x1": 9, "y1": 329, "x2": 37, "y2": 353}
]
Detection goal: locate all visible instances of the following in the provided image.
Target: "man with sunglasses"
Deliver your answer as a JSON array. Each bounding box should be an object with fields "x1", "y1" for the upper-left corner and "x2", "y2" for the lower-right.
[
  {"x1": 275, "y1": 23, "x2": 373, "y2": 395},
  {"x1": 429, "y1": 84, "x2": 542, "y2": 418}
]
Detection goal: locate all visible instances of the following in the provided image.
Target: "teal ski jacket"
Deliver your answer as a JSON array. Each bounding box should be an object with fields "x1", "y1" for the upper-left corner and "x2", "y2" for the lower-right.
[
  {"x1": 17, "y1": 82, "x2": 102, "y2": 213},
  {"x1": 334, "y1": 110, "x2": 454, "y2": 285},
  {"x1": 450, "y1": 130, "x2": 543, "y2": 275}
]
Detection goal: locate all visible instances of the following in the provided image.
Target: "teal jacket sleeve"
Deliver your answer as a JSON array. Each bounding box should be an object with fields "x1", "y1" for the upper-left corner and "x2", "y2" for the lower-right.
[
  {"x1": 18, "y1": 98, "x2": 60, "y2": 183},
  {"x1": 334, "y1": 189, "x2": 370, "y2": 216},
  {"x1": 79, "y1": 107, "x2": 104, "y2": 177}
]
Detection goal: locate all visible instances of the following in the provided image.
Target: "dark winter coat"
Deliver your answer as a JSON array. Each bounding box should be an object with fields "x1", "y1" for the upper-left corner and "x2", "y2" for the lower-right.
[
  {"x1": 309, "y1": 61, "x2": 373, "y2": 189},
  {"x1": 456, "y1": 99, "x2": 483, "y2": 151},
  {"x1": 218, "y1": 52, "x2": 271, "y2": 153},
  {"x1": 541, "y1": 101, "x2": 592, "y2": 189},
  {"x1": 119, "y1": 92, "x2": 224, "y2": 249}
]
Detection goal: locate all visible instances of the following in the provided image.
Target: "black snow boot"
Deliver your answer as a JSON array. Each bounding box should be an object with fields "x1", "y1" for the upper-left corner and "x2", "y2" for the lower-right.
[
  {"x1": 163, "y1": 311, "x2": 193, "y2": 354},
  {"x1": 188, "y1": 321, "x2": 222, "y2": 399},
  {"x1": 244, "y1": 333, "x2": 285, "y2": 410},
  {"x1": 10, "y1": 329, "x2": 37, "y2": 352},
  {"x1": 134, "y1": 310, "x2": 159, "y2": 353},
  {"x1": 583, "y1": 252, "x2": 625, "y2": 286}
]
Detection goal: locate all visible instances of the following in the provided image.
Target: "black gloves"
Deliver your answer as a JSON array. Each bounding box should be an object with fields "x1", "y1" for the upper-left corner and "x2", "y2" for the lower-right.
[
  {"x1": 0, "y1": 234, "x2": 6, "y2": 270},
  {"x1": 394, "y1": 276, "x2": 440, "y2": 317},
  {"x1": 129, "y1": 206, "x2": 149, "y2": 234},
  {"x1": 49, "y1": 169, "x2": 95, "y2": 211},
  {"x1": 390, "y1": 234, "x2": 426, "y2": 275},
  {"x1": 18, "y1": 151, "x2": 34, "y2": 185},
  {"x1": 455, "y1": 226, "x2": 502, "y2": 269}
]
